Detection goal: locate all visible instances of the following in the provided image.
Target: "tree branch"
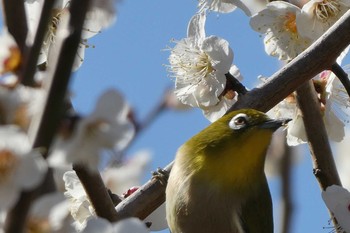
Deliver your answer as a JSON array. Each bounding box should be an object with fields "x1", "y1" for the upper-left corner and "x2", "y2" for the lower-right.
[
  {"x1": 296, "y1": 81, "x2": 341, "y2": 188},
  {"x1": 21, "y1": 0, "x2": 56, "y2": 86},
  {"x1": 297, "y1": 81, "x2": 341, "y2": 190},
  {"x1": 296, "y1": 81, "x2": 341, "y2": 231},
  {"x1": 73, "y1": 164, "x2": 121, "y2": 222},
  {"x1": 28, "y1": 0, "x2": 90, "y2": 153},
  {"x1": 2, "y1": 0, "x2": 28, "y2": 53},
  {"x1": 115, "y1": 162, "x2": 173, "y2": 219}
]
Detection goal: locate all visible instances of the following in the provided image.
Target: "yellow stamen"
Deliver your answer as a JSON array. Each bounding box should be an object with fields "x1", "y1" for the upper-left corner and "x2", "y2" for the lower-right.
[
  {"x1": 2, "y1": 46, "x2": 21, "y2": 74},
  {"x1": 0, "y1": 149, "x2": 18, "y2": 183},
  {"x1": 284, "y1": 13, "x2": 297, "y2": 34},
  {"x1": 315, "y1": 0, "x2": 341, "y2": 21},
  {"x1": 26, "y1": 217, "x2": 51, "y2": 233}
]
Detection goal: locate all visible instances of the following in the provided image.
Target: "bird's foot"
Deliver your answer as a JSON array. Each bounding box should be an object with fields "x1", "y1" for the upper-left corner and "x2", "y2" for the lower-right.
[{"x1": 152, "y1": 167, "x2": 169, "y2": 186}]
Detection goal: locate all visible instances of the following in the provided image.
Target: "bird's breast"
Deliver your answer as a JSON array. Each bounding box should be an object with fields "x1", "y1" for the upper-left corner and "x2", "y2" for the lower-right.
[{"x1": 166, "y1": 170, "x2": 245, "y2": 233}]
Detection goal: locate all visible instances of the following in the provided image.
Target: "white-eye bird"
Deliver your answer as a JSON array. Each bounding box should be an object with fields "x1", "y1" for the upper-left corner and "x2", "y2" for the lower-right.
[{"x1": 166, "y1": 109, "x2": 290, "y2": 233}]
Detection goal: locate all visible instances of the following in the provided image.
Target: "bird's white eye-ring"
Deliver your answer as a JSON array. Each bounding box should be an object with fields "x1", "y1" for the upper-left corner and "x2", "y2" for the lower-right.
[{"x1": 229, "y1": 113, "x2": 249, "y2": 130}]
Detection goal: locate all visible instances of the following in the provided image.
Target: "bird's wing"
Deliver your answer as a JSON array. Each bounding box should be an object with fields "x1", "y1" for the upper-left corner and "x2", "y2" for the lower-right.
[{"x1": 239, "y1": 176, "x2": 273, "y2": 233}]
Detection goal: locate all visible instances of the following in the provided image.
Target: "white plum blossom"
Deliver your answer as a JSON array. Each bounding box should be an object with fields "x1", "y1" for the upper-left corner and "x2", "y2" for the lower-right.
[
  {"x1": 202, "y1": 97, "x2": 236, "y2": 122},
  {"x1": 335, "y1": 127, "x2": 350, "y2": 190},
  {"x1": 198, "y1": 0, "x2": 237, "y2": 13},
  {"x1": 168, "y1": 12, "x2": 233, "y2": 109},
  {"x1": 0, "y1": 126, "x2": 47, "y2": 210},
  {"x1": 27, "y1": 192, "x2": 73, "y2": 233},
  {"x1": 322, "y1": 185, "x2": 350, "y2": 232},
  {"x1": 49, "y1": 89, "x2": 135, "y2": 171},
  {"x1": 63, "y1": 171, "x2": 94, "y2": 231},
  {"x1": 269, "y1": 68, "x2": 350, "y2": 146},
  {"x1": 268, "y1": 95, "x2": 307, "y2": 146},
  {"x1": 198, "y1": 0, "x2": 266, "y2": 16},
  {"x1": 25, "y1": 0, "x2": 116, "y2": 70},
  {"x1": 250, "y1": 1, "x2": 311, "y2": 61},
  {"x1": 82, "y1": 217, "x2": 149, "y2": 233},
  {"x1": 321, "y1": 70, "x2": 349, "y2": 141},
  {"x1": 103, "y1": 150, "x2": 152, "y2": 195},
  {"x1": 202, "y1": 65, "x2": 243, "y2": 122},
  {"x1": 0, "y1": 83, "x2": 46, "y2": 130},
  {"x1": 0, "y1": 30, "x2": 21, "y2": 75},
  {"x1": 296, "y1": 0, "x2": 350, "y2": 40}
]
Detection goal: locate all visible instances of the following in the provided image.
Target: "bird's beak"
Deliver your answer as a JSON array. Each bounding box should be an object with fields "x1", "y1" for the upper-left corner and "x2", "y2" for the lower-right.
[{"x1": 259, "y1": 118, "x2": 292, "y2": 131}]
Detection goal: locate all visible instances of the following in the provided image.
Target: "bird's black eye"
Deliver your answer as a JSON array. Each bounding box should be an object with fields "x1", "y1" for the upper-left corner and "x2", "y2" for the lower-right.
[
  {"x1": 229, "y1": 113, "x2": 249, "y2": 130},
  {"x1": 234, "y1": 117, "x2": 246, "y2": 125}
]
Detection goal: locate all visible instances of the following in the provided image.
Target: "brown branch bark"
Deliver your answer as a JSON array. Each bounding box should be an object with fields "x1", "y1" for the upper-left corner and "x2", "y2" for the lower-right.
[
  {"x1": 114, "y1": 9, "x2": 350, "y2": 220},
  {"x1": 296, "y1": 81, "x2": 341, "y2": 188},
  {"x1": 73, "y1": 164, "x2": 121, "y2": 222},
  {"x1": 296, "y1": 81, "x2": 341, "y2": 231},
  {"x1": 1, "y1": 0, "x2": 28, "y2": 53},
  {"x1": 21, "y1": 0, "x2": 56, "y2": 86},
  {"x1": 29, "y1": 0, "x2": 90, "y2": 153},
  {"x1": 115, "y1": 162, "x2": 173, "y2": 219}
]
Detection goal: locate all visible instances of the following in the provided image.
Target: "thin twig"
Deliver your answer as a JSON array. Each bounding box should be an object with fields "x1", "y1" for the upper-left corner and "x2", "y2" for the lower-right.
[
  {"x1": 225, "y1": 72, "x2": 248, "y2": 95},
  {"x1": 331, "y1": 63, "x2": 350, "y2": 98},
  {"x1": 21, "y1": 0, "x2": 56, "y2": 86},
  {"x1": 135, "y1": 100, "x2": 166, "y2": 134},
  {"x1": 296, "y1": 81, "x2": 341, "y2": 231},
  {"x1": 73, "y1": 164, "x2": 121, "y2": 222},
  {"x1": 123, "y1": 99, "x2": 166, "y2": 154}
]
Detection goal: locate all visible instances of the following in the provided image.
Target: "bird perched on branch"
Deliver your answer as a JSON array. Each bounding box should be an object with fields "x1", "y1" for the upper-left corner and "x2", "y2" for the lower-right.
[{"x1": 166, "y1": 109, "x2": 290, "y2": 233}]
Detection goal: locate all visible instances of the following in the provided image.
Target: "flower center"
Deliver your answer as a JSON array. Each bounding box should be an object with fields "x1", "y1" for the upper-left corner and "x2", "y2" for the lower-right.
[
  {"x1": 2, "y1": 46, "x2": 21, "y2": 75},
  {"x1": 283, "y1": 13, "x2": 297, "y2": 34},
  {"x1": 46, "y1": 8, "x2": 68, "y2": 45},
  {"x1": 26, "y1": 217, "x2": 51, "y2": 233},
  {"x1": 0, "y1": 149, "x2": 18, "y2": 183},
  {"x1": 195, "y1": 52, "x2": 215, "y2": 75},
  {"x1": 85, "y1": 119, "x2": 110, "y2": 138},
  {"x1": 314, "y1": 0, "x2": 341, "y2": 21},
  {"x1": 169, "y1": 39, "x2": 215, "y2": 85}
]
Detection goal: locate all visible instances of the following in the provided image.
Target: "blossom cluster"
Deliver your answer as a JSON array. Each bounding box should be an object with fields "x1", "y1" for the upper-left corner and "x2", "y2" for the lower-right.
[{"x1": 167, "y1": 0, "x2": 350, "y2": 146}]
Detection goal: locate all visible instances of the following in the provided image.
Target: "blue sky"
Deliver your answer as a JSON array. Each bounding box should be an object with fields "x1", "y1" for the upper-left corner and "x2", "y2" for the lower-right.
[
  {"x1": 70, "y1": 0, "x2": 334, "y2": 233},
  {"x1": 0, "y1": 0, "x2": 336, "y2": 232}
]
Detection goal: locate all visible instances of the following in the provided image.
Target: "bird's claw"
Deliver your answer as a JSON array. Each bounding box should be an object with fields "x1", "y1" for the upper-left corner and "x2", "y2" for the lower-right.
[{"x1": 152, "y1": 167, "x2": 169, "y2": 185}]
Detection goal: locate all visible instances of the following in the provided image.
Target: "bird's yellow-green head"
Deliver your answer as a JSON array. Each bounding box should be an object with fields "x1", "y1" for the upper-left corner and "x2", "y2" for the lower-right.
[{"x1": 178, "y1": 109, "x2": 290, "y2": 192}]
